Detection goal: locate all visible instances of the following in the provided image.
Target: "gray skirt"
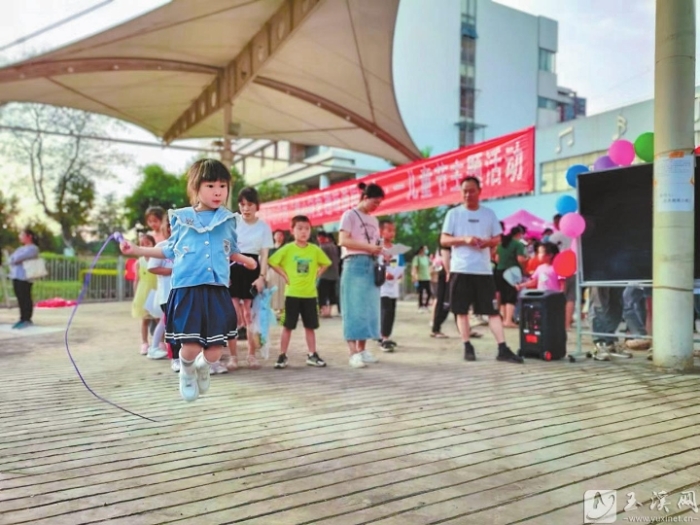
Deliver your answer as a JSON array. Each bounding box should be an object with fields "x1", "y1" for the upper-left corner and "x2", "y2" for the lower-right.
[{"x1": 340, "y1": 255, "x2": 380, "y2": 341}]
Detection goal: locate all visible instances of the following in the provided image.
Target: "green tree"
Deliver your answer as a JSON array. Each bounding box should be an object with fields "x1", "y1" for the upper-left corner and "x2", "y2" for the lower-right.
[
  {"x1": 255, "y1": 180, "x2": 308, "y2": 203},
  {"x1": 23, "y1": 219, "x2": 59, "y2": 253},
  {"x1": 123, "y1": 164, "x2": 188, "y2": 227},
  {"x1": 94, "y1": 193, "x2": 126, "y2": 238},
  {"x1": 0, "y1": 103, "x2": 127, "y2": 248},
  {"x1": 384, "y1": 206, "x2": 449, "y2": 260},
  {"x1": 382, "y1": 145, "x2": 446, "y2": 258},
  {"x1": 0, "y1": 191, "x2": 20, "y2": 252}
]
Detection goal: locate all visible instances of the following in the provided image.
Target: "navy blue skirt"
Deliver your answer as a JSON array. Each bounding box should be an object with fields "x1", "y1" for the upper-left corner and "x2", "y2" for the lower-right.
[{"x1": 165, "y1": 285, "x2": 238, "y2": 348}]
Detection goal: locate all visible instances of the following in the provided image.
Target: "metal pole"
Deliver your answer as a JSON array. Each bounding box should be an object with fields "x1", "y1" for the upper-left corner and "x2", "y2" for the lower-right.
[{"x1": 653, "y1": 0, "x2": 696, "y2": 371}]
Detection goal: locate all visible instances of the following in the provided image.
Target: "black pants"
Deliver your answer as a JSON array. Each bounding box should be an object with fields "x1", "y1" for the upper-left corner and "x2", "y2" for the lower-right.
[
  {"x1": 417, "y1": 280, "x2": 432, "y2": 307},
  {"x1": 13, "y1": 279, "x2": 34, "y2": 322},
  {"x1": 381, "y1": 297, "x2": 397, "y2": 338},
  {"x1": 432, "y1": 271, "x2": 450, "y2": 333}
]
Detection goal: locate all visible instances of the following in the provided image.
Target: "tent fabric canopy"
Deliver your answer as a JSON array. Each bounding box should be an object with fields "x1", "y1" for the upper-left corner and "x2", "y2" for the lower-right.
[
  {"x1": 0, "y1": 0, "x2": 421, "y2": 164},
  {"x1": 502, "y1": 209, "x2": 553, "y2": 238}
]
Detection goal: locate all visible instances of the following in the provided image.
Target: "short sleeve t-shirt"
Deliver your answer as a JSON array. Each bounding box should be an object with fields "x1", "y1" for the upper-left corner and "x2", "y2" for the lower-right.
[
  {"x1": 496, "y1": 240, "x2": 527, "y2": 270},
  {"x1": 339, "y1": 208, "x2": 380, "y2": 257},
  {"x1": 412, "y1": 255, "x2": 431, "y2": 280},
  {"x1": 268, "y1": 242, "x2": 332, "y2": 298},
  {"x1": 533, "y1": 263, "x2": 562, "y2": 292},
  {"x1": 381, "y1": 255, "x2": 405, "y2": 298},
  {"x1": 441, "y1": 205, "x2": 502, "y2": 275},
  {"x1": 549, "y1": 230, "x2": 572, "y2": 251},
  {"x1": 148, "y1": 240, "x2": 173, "y2": 306},
  {"x1": 236, "y1": 218, "x2": 274, "y2": 255}
]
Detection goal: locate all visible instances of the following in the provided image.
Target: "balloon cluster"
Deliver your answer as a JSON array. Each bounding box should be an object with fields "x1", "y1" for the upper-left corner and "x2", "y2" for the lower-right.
[{"x1": 552, "y1": 131, "x2": 656, "y2": 278}]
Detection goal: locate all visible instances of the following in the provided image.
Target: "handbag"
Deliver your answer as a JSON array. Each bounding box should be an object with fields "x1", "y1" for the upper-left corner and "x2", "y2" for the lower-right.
[
  {"x1": 22, "y1": 258, "x2": 48, "y2": 280},
  {"x1": 352, "y1": 210, "x2": 386, "y2": 287}
]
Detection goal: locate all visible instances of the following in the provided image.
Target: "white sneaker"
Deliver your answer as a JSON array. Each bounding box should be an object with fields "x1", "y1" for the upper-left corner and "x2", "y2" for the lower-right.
[
  {"x1": 360, "y1": 349, "x2": 379, "y2": 363},
  {"x1": 349, "y1": 353, "x2": 367, "y2": 368},
  {"x1": 194, "y1": 354, "x2": 211, "y2": 394},
  {"x1": 209, "y1": 362, "x2": 228, "y2": 375},
  {"x1": 179, "y1": 367, "x2": 199, "y2": 402},
  {"x1": 171, "y1": 359, "x2": 181, "y2": 373},
  {"x1": 147, "y1": 347, "x2": 168, "y2": 360}
]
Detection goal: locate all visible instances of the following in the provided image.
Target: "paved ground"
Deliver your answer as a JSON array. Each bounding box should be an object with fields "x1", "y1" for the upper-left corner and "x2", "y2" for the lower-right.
[{"x1": 1, "y1": 301, "x2": 700, "y2": 525}]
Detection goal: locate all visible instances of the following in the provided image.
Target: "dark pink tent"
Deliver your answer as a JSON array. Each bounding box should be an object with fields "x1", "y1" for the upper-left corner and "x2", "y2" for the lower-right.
[{"x1": 502, "y1": 209, "x2": 553, "y2": 238}]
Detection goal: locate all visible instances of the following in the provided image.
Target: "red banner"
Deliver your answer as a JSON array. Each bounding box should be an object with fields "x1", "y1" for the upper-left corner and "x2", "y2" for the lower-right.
[{"x1": 258, "y1": 126, "x2": 534, "y2": 231}]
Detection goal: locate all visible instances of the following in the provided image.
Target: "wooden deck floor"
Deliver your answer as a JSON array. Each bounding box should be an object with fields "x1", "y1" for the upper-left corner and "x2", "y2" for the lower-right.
[{"x1": 1, "y1": 301, "x2": 700, "y2": 525}]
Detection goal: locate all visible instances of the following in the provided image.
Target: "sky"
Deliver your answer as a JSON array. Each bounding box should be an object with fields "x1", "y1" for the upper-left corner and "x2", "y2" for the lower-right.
[{"x1": 0, "y1": 0, "x2": 693, "y2": 221}]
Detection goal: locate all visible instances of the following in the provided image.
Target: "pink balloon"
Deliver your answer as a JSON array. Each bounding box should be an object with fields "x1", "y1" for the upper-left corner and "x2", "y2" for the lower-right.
[
  {"x1": 559, "y1": 212, "x2": 586, "y2": 238},
  {"x1": 608, "y1": 139, "x2": 635, "y2": 166}
]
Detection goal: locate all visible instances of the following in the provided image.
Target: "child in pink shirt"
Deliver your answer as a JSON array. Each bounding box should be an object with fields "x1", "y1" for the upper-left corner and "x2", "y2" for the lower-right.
[{"x1": 516, "y1": 242, "x2": 563, "y2": 293}]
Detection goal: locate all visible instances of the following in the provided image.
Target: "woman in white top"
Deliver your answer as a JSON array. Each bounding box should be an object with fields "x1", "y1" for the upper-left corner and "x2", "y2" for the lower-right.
[
  {"x1": 338, "y1": 182, "x2": 389, "y2": 369},
  {"x1": 222, "y1": 187, "x2": 273, "y2": 372}
]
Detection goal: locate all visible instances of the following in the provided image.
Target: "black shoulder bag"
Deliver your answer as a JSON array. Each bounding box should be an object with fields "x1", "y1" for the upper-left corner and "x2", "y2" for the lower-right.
[{"x1": 352, "y1": 210, "x2": 386, "y2": 287}]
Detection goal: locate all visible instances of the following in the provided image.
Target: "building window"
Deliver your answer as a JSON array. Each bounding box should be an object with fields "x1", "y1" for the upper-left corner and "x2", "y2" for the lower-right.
[
  {"x1": 538, "y1": 48, "x2": 556, "y2": 73},
  {"x1": 540, "y1": 150, "x2": 607, "y2": 194},
  {"x1": 538, "y1": 97, "x2": 558, "y2": 110}
]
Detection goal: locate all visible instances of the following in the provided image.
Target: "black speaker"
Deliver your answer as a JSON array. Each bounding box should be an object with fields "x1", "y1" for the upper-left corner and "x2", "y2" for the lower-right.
[{"x1": 517, "y1": 290, "x2": 567, "y2": 361}]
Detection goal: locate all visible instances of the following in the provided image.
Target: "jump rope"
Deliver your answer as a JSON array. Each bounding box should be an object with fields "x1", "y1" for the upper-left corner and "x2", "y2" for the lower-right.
[
  {"x1": 64, "y1": 233, "x2": 251, "y2": 422},
  {"x1": 63, "y1": 232, "x2": 157, "y2": 422}
]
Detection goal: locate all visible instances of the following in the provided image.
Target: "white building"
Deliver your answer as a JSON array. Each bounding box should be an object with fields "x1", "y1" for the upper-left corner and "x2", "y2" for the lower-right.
[
  {"x1": 486, "y1": 89, "x2": 700, "y2": 221},
  {"x1": 234, "y1": 0, "x2": 585, "y2": 191}
]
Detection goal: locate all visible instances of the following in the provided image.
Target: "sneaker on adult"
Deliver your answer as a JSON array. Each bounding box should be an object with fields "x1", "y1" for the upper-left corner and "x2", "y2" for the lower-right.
[
  {"x1": 171, "y1": 359, "x2": 181, "y2": 373},
  {"x1": 463, "y1": 341, "x2": 476, "y2": 361},
  {"x1": 625, "y1": 338, "x2": 651, "y2": 351},
  {"x1": 608, "y1": 343, "x2": 633, "y2": 358},
  {"x1": 194, "y1": 353, "x2": 211, "y2": 394},
  {"x1": 179, "y1": 365, "x2": 199, "y2": 402},
  {"x1": 274, "y1": 354, "x2": 288, "y2": 369},
  {"x1": 594, "y1": 342, "x2": 613, "y2": 361},
  {"x1": 209, "y1": 361, "x2": 228, "y2": 375},
  {"x1": 361, "y1": 349, "x2": 379, "y2": 363},
  {"x1": 306, "y1": 352, "x2": 326, "y2": 367},
  {"x1": 349, "y1": 353, "x2": 366, "y2": 368},
  {"x1": 380, "y1": 340, "x2": 396, "y2": 353},
  {"x1": 496, "y1": 343, "x2": 523, "y2": 364}
]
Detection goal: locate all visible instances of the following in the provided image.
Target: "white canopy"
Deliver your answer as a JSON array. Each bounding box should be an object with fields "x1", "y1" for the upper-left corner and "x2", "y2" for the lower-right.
[{"x1": 0, "y1": 0, "x2": 421, "y2": 164}]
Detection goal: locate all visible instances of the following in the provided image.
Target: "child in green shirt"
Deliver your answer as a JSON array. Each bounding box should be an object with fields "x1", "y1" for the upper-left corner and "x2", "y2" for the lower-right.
[{"x1": 268, "y1": 215, "x2": 331, "y2": 368}]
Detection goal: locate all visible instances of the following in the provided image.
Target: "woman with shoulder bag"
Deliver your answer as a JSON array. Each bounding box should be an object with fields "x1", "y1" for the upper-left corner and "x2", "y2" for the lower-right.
[
  {"x1": 338, "y1": 182, "x2": 389, "y2": 368},
  {"x1": 9, "y1": 229, "x2": 40, "y2": 329}
]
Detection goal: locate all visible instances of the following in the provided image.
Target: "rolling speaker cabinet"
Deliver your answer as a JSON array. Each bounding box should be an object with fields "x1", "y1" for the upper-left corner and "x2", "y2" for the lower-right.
[{"x1": 518, "y1": 290, "x2": 567, "y2": 361}]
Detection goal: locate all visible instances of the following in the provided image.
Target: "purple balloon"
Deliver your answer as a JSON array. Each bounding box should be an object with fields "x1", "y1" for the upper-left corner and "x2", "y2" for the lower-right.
[{"x1": 593, "y1": 155, "x2": 617, "y2": 171}]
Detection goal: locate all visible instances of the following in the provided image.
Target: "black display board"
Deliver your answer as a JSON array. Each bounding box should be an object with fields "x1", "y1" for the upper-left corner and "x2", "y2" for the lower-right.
[{"x1": 578, "y1": 162, "x2": 699, "y2": 283}]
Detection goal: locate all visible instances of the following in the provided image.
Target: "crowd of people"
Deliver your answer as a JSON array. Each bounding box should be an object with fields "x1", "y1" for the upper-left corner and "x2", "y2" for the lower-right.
[
  {"x1": 115, "y1": 159, "x2": 537, "y2": 402},
  {"x1": 4, "y1": 157, "x2": 675, "y2": 403}
]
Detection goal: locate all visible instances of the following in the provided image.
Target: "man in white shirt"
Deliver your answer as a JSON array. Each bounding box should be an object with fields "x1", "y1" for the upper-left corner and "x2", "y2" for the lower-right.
[{"x1": 440, "y1": 176, "x2": 523, "y2": 363}]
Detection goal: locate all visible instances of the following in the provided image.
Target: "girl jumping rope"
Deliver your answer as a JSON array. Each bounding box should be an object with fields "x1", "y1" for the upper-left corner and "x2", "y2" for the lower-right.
[{"x1": 120, "y1": 159, "x2": 257, "y2": 402}]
